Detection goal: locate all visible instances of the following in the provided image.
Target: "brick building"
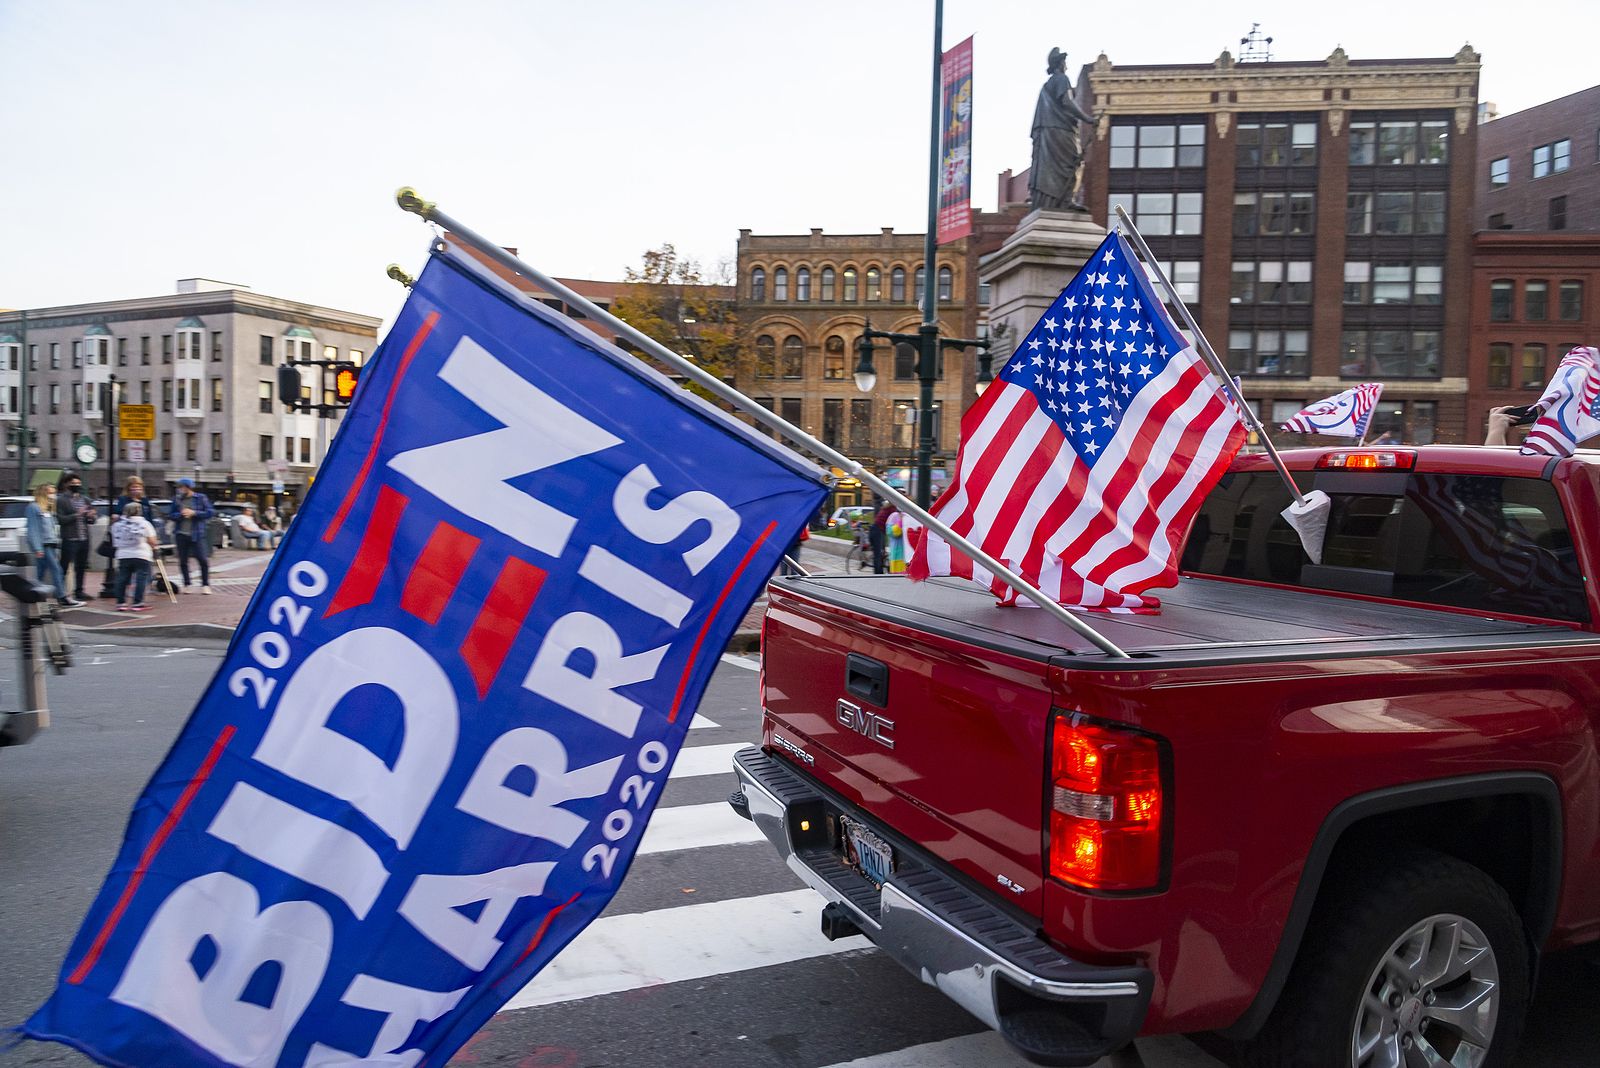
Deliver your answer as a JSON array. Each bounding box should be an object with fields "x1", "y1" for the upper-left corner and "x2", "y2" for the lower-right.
[
  {"x1": 1476, "y1": 85, "x2": 1600, "y2": 233},
  {"x1": 0, "y1": 280, "x2": 379, "y2": 501},
  {"x1": 1080, "y1": 45, "x2": 1482, "y2": 443},
  {"x1": 735, "y1": 211, "x2": 1023, "y2": 506}
]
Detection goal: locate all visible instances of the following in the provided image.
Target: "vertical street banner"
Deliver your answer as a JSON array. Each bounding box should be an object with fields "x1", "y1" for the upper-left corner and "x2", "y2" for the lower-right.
[
  {"x1": 936, "y1": 35, "x2": 974, "y2": 246},
  {"x1": 24, "y1": 245, "x2": 827, "y2": 1067}
]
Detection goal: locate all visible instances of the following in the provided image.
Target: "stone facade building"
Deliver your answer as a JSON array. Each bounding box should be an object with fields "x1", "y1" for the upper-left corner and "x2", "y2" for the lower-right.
[
  {"x1": 0, "y1": 280, "x2": 379, "y2": 502},
  {"x1": 1080, "y1": 45, "x2": 1482, "y2": 443},
  {"x1": 735, "y1": 211, "x2": 1023, "y2": 506}
]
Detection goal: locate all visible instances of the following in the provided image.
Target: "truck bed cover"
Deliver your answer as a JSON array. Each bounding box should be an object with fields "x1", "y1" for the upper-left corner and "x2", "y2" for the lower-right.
[{"x1": 772, "y1": 572, "x2": 1596, "y2": 668}]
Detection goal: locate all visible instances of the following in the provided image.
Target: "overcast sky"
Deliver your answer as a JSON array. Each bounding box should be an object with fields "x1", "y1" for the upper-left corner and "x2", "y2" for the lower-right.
[{"x1": 3, "y1": 0, "x2": 1592, "y2": 329}]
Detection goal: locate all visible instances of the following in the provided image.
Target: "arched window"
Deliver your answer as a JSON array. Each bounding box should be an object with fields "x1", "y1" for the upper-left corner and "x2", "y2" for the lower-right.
[
  {"x1": 773, "y1": 267, "x2": 789, "y2": 302},
  {"x1": 891, "y1": 267, "x2": 907, "y2": 303},
  {"x1": 755, "y1": 334, "x2": 776, "y2": 378},
  {"x1": 824, "y1": 335, "x2": 846, "y2": 379},
  {"x1": 750, "y1": 268, "x2": 766, "y2": 302},
  {"x1": 820, "y1": 267, "x2": 837, "y2": 302},
  {"x1": 796, "y1": 267, "x2": 811, "y2": 302},
  {"x1": 782, "y1": 335, "x2": 804, "y2": 378},
  {"x1": 914, "y1": 265, "x2": 926, "y2": 299},
  {"x1": 866, "y1": 268, "x2": 883, "y2": 301},
  {"x1": 842, "y1": 268, "x2": 859, "y2": 301},
  {"x1": 938, "y1": 265, "x2": 953, "y2": 302}
]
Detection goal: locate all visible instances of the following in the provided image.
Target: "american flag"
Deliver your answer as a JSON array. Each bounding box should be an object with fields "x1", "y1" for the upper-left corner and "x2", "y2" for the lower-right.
[
  {"x1": 1521, "y1": 346, "x2": 1600, "y2": 457},
  {"x1": 1280, "y1": 383, "x2": 1383, "y2": 437},
  {"x1": 908, "y1": 232, "x2": 1245, "y2": 613}
]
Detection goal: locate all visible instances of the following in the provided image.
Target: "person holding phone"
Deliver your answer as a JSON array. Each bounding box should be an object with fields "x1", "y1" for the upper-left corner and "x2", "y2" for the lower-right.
[{"x1": 1485, "y1": 404, "x2": 1540, "y2": 445}]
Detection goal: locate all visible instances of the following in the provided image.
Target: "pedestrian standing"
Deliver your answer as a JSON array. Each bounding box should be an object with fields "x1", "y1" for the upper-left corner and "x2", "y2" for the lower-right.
[
  {"x1": 168, "y1": 477, "x2": 215, "y2": 594},
  {"x1": 111, "y1": 502, "x2": 159, "y2": 611},
  {"x1": 55, "y1": 474, "x2": 97, "y2": 602},
  {"x1": 25, "y1": 483, "x2": 79, "y2": 607},
  {"x1": 869, "y1": 499, "x2": 892, "y2": 575},
  {"x1": 107, "y1": 476, "x2": 160, "y2": 593}
]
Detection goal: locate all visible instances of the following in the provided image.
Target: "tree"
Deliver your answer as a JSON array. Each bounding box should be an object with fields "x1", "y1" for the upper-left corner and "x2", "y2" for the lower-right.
[{"x1": 610, "y1": 245, "x2": 744, "y2": 399}]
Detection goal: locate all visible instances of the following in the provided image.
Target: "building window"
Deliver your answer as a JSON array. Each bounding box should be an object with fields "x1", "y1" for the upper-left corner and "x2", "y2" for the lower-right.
[
  {"x1": 937, "y1": 266, "x2": 953, "y2": 301},
  {"x1": 28, "y1": 344, "x2": 36, "y2": 370},
  {"x1": 822, "y1": 398, "x2": 843, "y2": 447},
  {"x1": 1490, "y1": 157, "x2": 1509, "y2": 186},
  {"x1": 48, "y1": 342, "x2": 59, "y2": 369},
  {"x1": 72, "y1": 340, "x2": 81, "y2": 369},
  {"x1": 894, "y1": 342, "x2": 916, "y2": 381},
  {"x1": 259, "y1": 335, "x2": 274, "y2": 365},
  {"x1": 1108, "y1": 122, "x2": 1204, "y2": 169},
  {"x1": 754, "y1": 335, "x2": 776, "y2": 378},
  {"x1": 162, "y1": 380, "x2": 172, "y2": 412},
  {"x1": 47, "y1": 432, "x2": 56, "y2": 458},
  {"x1": 1114, "y1": 191, "x2": 1204, "y2": 236},
  {"x1": 211, "y1": 433, "x2": 223, "y2": 462},
  {"x1": 779, "y1": 397, "x2": 801, "y2": 431},
  {"x1": 162, "y1": 335, "x2": 172, "y2": 363},
  {"x1": 842, "y1": 268, "x2": 858, "y2": 301},
  {"x1": 1341, "y1": 329, "x2": 1441, "y2": 378},
  {"x1": 284, "y1": 435, "x2": 294, "y2": 461},
  {"x1": 1549, "y1": 196, "x2": 1568, "y2": 230},
  {"x1": 27, "y1": 385, "x2": 36, "y2": 415},
  {"x1": 1348, "y1": 121, "x2": 1377, "y2": 166},
  {"x1": 185, "y1": 432, "x2": 197, "y2": 462},
  {"x1": 914, "y1": 265, "x2": 926, "y2": 299},
  {"x1": 1524, "y1": 280, "x2": 1549, "y2": 321},
  {"x1": 1233, "y1": 192, "x2": 1313, "y2": 236},
  {"x1": 259, "y1": 381, "x2": 273, "y2": 413},
  {"x1": 211, "y1": 377, "x2": 224, "y2": 412},
  {"x1": 820, "y1": 267, "x2": 835, "y2": 301},
  {"x1": 849, "y1": 398, "x2": 873, "y2": 450},
  {"x1": 1520, "y1": 344, "x2": 1547, "y2": 388},
  {"x1": 1137, "y1": 260, "x2": 1200, "y2": 306},
  {"x1": 260, "y1": 435, "x2": 274, "y2": 462},
  {"x1": 773, "y1": 267, "x2": 788, "y2": 302},
  {"x1": 71, "y1": 383, "x2": 81, "y2": 414},
  {"x1": 140, "y1": 380, "x2": 151, "y2": 404},
  {"x1": 1559, "y1": 281, "x2": 1583, "y2": 321},
  {"x1": 824, "y1": 335, "x2": 846, "y2": 380},
  {"x1": 781, "y1": 335, "x2": 803, "y2": 378},
  {"x1": 1489, "y1": 280, "x2": 1514, "y2": 321},
  {"x1": 892, "y1": 399, "x2": 916, "y2": 450},
  {"x1": 1227, "y1": 329, "x2": 1309, "y2": 377},
  {"x1": 866, "y1": 267, "x2": 882, "y2": 302},
  {"x1": 211, "y1": 331, "x2": 223, "y2": 361},
  {"x1": 978, "y1": 281, "x2": 992, "y2": 306},
  {"x1": 1236, "y1": 121, "x2": 1316, "y2": 167},
  {"x1": 749, "y1": 268, "x2": 766, "y2": 302},
  {"x1": 1233, "y1": 261, "x2": 1311, "y2": 304},
  {"x1": 1533, "y1": 139, "x2": 1572, "y2": 178},
  {"x1": 1487, "y1": 343, "x2": 1512, "y2": 388},
  {"x1": 300, "y1": 438, "x2": 311, "y2": 464},
  {"x1": 49, "y1": 383, "x2": 59, "y2": 414},
  {"x1": 1344, "y1": 262, "x2": 1441, "y2": 305},
  {"x1": 795, "y1": 267, "x2": 811, "y2": 302},
  {"x1": 117, "y1": 337, "x2": 128, "y2": 366},
  {"x1": 890, "y1": 267, "x2": 906, "y2": 302}
]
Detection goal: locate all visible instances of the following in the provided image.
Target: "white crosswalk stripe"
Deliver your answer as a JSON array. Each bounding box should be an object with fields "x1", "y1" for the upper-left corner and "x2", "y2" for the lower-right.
[
  {"x1": 666, "y1": 741, "x2": 747, "y2": 780},
  {"x1": 636, "y1": 801, "x2": 764, "y2": 855}
]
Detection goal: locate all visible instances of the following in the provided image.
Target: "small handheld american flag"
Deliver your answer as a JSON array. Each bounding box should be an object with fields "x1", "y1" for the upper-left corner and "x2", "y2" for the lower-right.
[
  {"x1": 1280, "y1": 383, "x2": 1384, "y2": 438},
  {"x1": 1521, "y1": 346, "x2": 1600, "y2": 457},
  {"x1": 909, "y1": 231, "x2": 1245, "y2": 613}
]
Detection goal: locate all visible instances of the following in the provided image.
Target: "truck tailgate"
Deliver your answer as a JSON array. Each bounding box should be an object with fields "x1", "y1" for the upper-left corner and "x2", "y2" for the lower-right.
[{"x1": 760, "y1": 585, "x2": 1061, "y2": 915}]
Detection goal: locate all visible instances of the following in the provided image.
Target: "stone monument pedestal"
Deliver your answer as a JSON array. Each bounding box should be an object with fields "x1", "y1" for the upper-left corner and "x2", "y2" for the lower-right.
[{"x1": 980, "y1": 209, "x2": 1107, "y2": 360}]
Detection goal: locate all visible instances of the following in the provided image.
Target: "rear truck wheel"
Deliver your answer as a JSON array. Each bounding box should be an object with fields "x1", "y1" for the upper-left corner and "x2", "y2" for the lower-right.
[{"x1": 1245, "y1": 848, "x2": 1529, "y2": 1068}]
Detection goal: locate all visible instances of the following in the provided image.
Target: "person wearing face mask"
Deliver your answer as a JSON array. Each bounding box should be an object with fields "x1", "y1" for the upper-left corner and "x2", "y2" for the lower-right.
[
  {"x1": 167, "y1": 478, "x2": 215, "y2": 594},
  {"x1": 55, "y1": 475, "x2": 97, "y2": 602}
]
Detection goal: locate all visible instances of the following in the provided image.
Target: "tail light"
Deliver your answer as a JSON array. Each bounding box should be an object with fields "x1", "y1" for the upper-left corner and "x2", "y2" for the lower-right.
[
  {"x1": 1315, "y1": 450, "x2": 1415, "y2": 470},
  {"x1": 1048, "y1": 714, "x2": 1166, "y2": 892}
]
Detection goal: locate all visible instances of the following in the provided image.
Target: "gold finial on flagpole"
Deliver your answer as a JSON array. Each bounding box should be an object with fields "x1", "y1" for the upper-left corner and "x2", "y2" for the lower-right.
[
  {"x1": 386, "y1": 264, "x2": 415, "y2": 288},
  {"x1": 395, "y1": 187, "x2": 436, "y2": 219}
]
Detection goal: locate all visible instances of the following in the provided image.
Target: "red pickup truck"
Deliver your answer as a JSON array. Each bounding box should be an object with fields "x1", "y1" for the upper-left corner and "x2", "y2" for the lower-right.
[{"x1": 730, "y1": 445, "x2": 1600, "y2": 1067}]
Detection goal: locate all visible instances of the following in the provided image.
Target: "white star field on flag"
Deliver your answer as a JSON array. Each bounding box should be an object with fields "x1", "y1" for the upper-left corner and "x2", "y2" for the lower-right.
[{"x1": 997, "y1": 242, "x2": 1187, "y2": 460}]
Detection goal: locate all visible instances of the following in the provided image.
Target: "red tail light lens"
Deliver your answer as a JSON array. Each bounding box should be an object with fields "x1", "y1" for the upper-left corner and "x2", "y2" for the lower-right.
[
  {"x1": 1049, "y1": 715, "x2": 1165, "y2": 892},
  {"x1": 1314, "y1": 450, "x2": 1415, "y2": 470}
]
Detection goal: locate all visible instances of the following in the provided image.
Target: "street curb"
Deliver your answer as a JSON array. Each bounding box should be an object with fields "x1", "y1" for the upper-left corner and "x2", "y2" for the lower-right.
[{"x1": 66, "y1": 622, "x2": 237, "y2": 641}]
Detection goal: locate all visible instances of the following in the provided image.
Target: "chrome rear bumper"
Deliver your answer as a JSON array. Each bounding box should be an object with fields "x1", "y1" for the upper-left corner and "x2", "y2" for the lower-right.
[{"x1": 732, "y1": 745, "x2": 1151, "y2": 1067}]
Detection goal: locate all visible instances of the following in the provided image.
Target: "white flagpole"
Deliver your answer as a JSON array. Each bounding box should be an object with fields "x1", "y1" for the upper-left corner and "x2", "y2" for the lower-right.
[{"x1": 395, "y1": 189, "x2": 1130, "y2": 659}]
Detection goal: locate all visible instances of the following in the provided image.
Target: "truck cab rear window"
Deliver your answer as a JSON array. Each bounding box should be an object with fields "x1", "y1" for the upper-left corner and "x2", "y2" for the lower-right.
[{"x1": 1182, "y1": 471, "x2": 1588, "y2": 623}]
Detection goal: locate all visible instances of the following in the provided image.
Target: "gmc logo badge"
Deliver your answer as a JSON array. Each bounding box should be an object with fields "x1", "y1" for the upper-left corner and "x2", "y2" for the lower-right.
[{"x1": 837, "y1": 699, "x2": 895, "y2": 749}]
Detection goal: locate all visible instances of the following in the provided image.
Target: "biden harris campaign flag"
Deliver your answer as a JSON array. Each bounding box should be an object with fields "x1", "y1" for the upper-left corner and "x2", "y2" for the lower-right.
[{"x1": 24, "y1": 245, "x2": 826, "y2": 1067}]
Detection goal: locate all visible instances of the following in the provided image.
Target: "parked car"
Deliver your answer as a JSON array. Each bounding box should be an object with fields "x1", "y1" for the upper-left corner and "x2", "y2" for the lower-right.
[
  {"x1": 828, "y1": 505, "x2": 875, "y2": 529},
  {"x1": 0, "y1": 496, "x2": 31, "y2": 555}
]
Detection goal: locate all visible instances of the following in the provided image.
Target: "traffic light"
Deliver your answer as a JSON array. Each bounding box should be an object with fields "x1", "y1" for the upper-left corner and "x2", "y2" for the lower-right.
[
  {"x1": 333, "y1": 362, "x2": 360, "y2": 404},
  {"x1": 277, "y1": 364, "x2": 303, "y2": 411}
]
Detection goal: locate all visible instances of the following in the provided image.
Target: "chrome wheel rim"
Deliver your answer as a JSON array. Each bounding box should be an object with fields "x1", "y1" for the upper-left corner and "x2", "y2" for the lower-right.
[{"x1": 1352, "y1": 912, "x2": 1499, "y2": 1067}]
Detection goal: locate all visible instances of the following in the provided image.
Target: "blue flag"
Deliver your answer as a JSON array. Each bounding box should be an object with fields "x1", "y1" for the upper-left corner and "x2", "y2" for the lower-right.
[{"x1": 24, "y1": 246, "x2": 826, "y2": 1066}]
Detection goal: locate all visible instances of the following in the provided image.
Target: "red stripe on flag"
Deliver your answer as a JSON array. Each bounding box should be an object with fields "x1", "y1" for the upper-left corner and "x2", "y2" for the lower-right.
[
  {"x1": 325, "y1": 485, "x2": 409, "y2": 617},
  {"x1": 499, "y1": 890, "x2": 583, "y2": 981},
  {"x1": 940, "y1": 388, "x2": 1037, "y2": 538},
  {"x1": 324, "y1": 311, "x2": 439, "y2": 543},
  {"x1": 461, "y1": 557, "x2": 547, "y2": 699},
  {"x1": 667, "y1": 520, "x2": 775, "y2": 724},
  {"x1": 400, "y1": 521, "x2": 481, "y2": 625},
  {"x1": 67, "y1": 725, "x2": 237, "y2": 985}
]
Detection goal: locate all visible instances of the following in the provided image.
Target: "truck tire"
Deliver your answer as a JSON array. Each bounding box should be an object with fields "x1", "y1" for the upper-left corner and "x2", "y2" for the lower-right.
[{"x1": 1245, "y1": 848, "x2": 1528, "y2": 1068}]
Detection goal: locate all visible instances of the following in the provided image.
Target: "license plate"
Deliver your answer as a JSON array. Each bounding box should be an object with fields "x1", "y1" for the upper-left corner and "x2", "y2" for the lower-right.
[{"x1": 841, "y1": 816, "x2": 895, "y2": 887}]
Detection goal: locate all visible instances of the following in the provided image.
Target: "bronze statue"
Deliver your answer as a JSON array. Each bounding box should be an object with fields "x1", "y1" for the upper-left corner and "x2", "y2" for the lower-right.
[{"x1": 1029, "y1": 48, "x2": 1094, "y2": 211}]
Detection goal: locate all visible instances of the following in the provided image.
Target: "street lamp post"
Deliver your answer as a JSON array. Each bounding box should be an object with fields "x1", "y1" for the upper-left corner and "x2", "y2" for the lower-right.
[
  {"x1": 6, "y1": 426, "x2": 41, "y2": 491},
  {"x1": 849, "y1": 0, "x2": 995, "y2": 510}
]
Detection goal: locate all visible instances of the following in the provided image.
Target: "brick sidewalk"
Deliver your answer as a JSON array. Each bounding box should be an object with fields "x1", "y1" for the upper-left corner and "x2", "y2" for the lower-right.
[{"x1": 62, "y1": 546, "x2": 277, "y2": 634}]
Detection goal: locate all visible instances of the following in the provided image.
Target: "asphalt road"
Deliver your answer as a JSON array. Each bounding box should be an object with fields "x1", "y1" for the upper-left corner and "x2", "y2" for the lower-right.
[{"x1": 1, "y1": 638, "x2": 1595, "y2": 1068}]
